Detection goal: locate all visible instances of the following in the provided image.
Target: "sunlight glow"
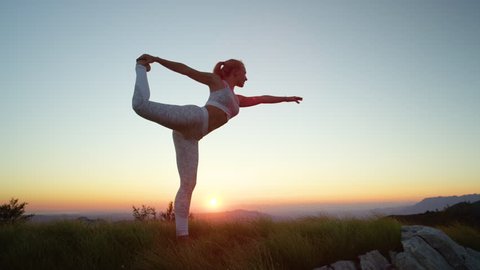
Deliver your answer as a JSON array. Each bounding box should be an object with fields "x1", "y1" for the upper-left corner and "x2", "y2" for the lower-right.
[
  {"x1": 208, "y1": 197, "x2": 220, "y2": 211},
  {"x1": 209, "y1": 198, "x2": 218, "y2": 207}
]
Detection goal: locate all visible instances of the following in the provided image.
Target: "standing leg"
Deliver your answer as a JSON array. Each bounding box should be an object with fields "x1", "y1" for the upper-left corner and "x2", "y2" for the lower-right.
[{"x1": 172, "y1": 131, "x2": 199, "y2": 237}]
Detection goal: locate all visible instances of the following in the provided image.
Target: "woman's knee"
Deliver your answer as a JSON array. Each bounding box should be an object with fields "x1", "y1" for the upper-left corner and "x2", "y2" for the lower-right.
[
  {"x1": 179, "y1": 179, "x2": 197, "y2": 193},
  {"x1": 132, "y1": 97, "x2": 149, "y2": 117}
]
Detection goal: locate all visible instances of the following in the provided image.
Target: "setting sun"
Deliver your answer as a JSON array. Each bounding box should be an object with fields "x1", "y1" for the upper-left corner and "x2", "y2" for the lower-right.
[
  {"x1": 209, "y1": 198, "x2": 218, "y2": 207},
  {"x1": 207, "y1": 197, "x2": 221, "y2": 211}
]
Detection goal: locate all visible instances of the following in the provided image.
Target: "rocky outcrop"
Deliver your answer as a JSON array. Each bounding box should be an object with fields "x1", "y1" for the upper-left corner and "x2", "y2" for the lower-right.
[
  {"x1": 313, "y1": 225, "x2": 480, "y2": 270},
  {"x1": 316, "y1": 261, "x2": 357, "y2": 270},
  {"x1": 395, "y1": 226, "x2": 480, "y2": 270},
  {"x1": 359, "y1": 250, "x2": 392, "y2": 270}
]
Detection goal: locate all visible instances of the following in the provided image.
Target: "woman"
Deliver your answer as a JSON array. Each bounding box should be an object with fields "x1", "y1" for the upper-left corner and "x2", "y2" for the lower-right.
[{"x1": 133, "y1": 54, "x2": 302, "y2": 239}]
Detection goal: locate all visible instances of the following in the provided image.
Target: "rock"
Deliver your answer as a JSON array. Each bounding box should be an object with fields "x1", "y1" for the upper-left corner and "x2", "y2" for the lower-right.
[
  {"x1": 388, "y1": 251, "x2": 397, "y2": 265},
  {"x1": 313, "y1": 260, "x2": 356, "y2": 270},
  {"x1": 313, "y1": 266, "x2": 332, "y2": 270},
  {"x1": 466, "y1": 248, "x2": 480, "y2": 270},
  {"x1": 331, "y1": 260, "x2": 357, "y2": 270},
  {"x1": 359, "y1": 250, "x2": 391, "y2": 270},
  {"x1": 402, "y1": 226, "x2": 466, "y2": 269},
  {"x1": 395, "y1": 251, "x2": 426, "y2": 270},
  {"x1": 313, "y1": 225, "x2": 480, "y2": 270},
  {"x1": 401, "y1": 225, "x2": 480, "y2": 270},
  {"x1": 401, "y1": 234, "x2": 454, "y2": 269}
]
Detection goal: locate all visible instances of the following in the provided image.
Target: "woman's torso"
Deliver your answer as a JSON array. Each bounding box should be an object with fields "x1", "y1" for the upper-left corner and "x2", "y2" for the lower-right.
[
  {"x1": 205, "y1": 81, "x2": 239, "y2": 133},
  {"x1": 206, "y1": 105, "x2": 228, "y2": 132}
]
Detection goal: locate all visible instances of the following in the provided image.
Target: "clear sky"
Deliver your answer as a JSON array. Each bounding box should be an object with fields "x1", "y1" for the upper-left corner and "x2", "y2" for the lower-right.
[{"x1": 1, "y1": 1, "x2": 479, "y2": 214}]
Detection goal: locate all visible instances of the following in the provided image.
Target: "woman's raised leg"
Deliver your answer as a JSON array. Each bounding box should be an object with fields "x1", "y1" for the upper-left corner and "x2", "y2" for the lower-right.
[
  {"x1": 132, "y1": 64, "x2": 207, "y2": 137},
  {"x1": 132, "y1": 64, "x2": 151, "y2": 110}
]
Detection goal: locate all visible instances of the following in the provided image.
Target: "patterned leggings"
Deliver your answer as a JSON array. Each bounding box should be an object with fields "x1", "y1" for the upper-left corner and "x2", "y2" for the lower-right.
[{"x1": 132, "y1": 65, "x2": 208, "y2": 236}]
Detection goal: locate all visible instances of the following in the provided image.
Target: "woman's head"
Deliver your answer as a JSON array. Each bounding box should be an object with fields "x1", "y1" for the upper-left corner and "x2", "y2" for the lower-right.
[{"x1": 213, "y1": 59, "x2": 248, "y2": 87}]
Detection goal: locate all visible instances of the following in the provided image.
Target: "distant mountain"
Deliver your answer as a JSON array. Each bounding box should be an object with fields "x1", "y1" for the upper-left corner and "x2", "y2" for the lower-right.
[
  {"x1": 405, "y1": 194, "x2": 480, "y2": 213},
  {"x1": 389, "y1": 200, "x2": 480, "y2": 228},
  {"x1": 29, "y1": 210, "x2": 270, "y2": 223},
  {"x1": 373, "y1": 194, "x2": 480, "y2": 215},
  {"x1": 27, "y1": 194, "x2": 480, "y2": 223},
  {"x1": 30, "y1": 212, "x2": 133, "y2": 223}
]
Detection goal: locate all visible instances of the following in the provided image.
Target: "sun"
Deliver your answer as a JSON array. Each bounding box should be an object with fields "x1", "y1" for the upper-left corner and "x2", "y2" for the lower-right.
[
  {"x1": 209, "y1": 197, "x2": 218, "y2": 207},
  {"x1": 206, "y1": 197, "x2": 223, "y2": 212},
  {"x1": 205, "y1": 196, "x2": 223, "y2": 212}
]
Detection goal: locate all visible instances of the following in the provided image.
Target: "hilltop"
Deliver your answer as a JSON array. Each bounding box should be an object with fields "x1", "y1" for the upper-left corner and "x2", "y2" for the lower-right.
[
  {"x1": 373, "y1": 193, "x2": 480, "y2": 216},
  {"x1": 389, "y1": 200, "x2": 480, "y2": 228}
]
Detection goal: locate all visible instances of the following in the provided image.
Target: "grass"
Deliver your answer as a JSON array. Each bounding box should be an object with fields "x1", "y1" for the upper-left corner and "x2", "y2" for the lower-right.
[
  {"x1": 0, "y1": 216, "x2": 477, "y2": 270},
  {"x1": 437, "y1": 222, "x2": 480, "y2": 251},
  {"x1": 0, "y1": 220, "x2": 171, "y2": 270}
]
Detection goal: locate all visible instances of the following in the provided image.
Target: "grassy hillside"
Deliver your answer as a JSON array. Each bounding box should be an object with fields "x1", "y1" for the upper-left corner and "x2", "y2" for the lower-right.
[
  {"x1": 0, "y1": 215, "x2": 478, "y2": 270},
  {"x1": 1, "y1": 217, "x2": 401, "y2": 270}
]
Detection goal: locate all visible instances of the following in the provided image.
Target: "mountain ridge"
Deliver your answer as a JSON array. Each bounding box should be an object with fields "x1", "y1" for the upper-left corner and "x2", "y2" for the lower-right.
[
  {"x1": 28, "y1": 193, "x2": 480, "y2": 222},
  {"x1": 388, "y1": 200, "x2": 480, "y2": 228},
  {"x1": 372, "y1": 193, "x2": 480, "y2": 216}
]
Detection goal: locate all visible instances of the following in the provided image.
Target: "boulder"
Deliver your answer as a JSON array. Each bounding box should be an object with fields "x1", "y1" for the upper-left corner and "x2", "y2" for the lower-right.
[
  {"x1": 313, "y1": 266, "x2": 332, "y2": 270},
  {"x1": 358, "y1": 250, "x2": 391, "y2": 270},
  {"x1": 313, "y1": 260, "x2": 356, "y2": 270},
  {"x1": 401, "y1": 225, "x2": 480, "y2": 270},
  {"x1": 466, "y1": 248, "x2": 480, "y2": 270},
  {"x1": 395, "y1": 251, "x2": 426, "y2": 270},
  {"x1": 313, "y1": 225, "x2": 480, "y2": 270},
  {"x1": 331, "y1": 260, "x2": 357, "y2": 270},
  {"x1": 400, "y1": 235, "x2": 454, "y2": 269}
]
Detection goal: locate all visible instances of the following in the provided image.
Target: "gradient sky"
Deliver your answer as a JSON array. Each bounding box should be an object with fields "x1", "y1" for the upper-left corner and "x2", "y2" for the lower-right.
[{"x1": 1, "y1": 1, "x2": 479, "y2": 214}]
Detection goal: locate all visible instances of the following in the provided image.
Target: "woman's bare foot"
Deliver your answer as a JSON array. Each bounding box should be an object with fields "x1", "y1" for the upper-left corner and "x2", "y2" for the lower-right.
[
  {"x1": 136, "y1": 54, "x2": 157, "y2": 72},
  {"x1": 136, "y1": 58, "x2": 151, "y2": 72},
  {"x1": 137, "y1": 54, "x2": 156, "y2": 63}
]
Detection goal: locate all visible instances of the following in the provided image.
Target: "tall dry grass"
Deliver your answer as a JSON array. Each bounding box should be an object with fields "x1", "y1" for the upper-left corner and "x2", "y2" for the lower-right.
[
  {"x1": 0, "y1": 216, "x2": 402, "y2": 270},
  {"x1": 130, "y1": 217, "x2": 403, "y2": 270},
  {"x1": 2, "y1": 216, "x2": 476, "y2": 270}
]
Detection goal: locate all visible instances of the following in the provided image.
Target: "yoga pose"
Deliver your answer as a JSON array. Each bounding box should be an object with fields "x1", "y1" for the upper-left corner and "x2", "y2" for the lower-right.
[{"x1": 133, "y1": 54, "x2": 302, "y2": 239}]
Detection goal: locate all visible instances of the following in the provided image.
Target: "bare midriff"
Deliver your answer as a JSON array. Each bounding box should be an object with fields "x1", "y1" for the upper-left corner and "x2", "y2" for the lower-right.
[{"x1": 206, "y1": 105, "x2": 228, "y2": 133}]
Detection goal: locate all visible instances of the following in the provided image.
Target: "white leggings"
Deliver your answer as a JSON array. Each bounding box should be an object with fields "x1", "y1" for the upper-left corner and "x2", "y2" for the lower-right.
[{"x1": 132, "y1": 65, "x2": 208, "y2": 236}]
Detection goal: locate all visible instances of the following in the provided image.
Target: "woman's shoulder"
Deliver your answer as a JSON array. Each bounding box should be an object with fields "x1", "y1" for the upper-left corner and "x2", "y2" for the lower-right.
[{"x1": 209, "y1": 76, "x2": 227, "y2": 91}]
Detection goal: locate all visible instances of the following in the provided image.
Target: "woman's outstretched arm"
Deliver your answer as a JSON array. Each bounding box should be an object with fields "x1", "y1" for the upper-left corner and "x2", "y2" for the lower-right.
[
  {"x1": 154, "y1": 57, "x2": 221, "y2": 87},
  {"x1": 237, "y1": 95, "x2": 303, "y2": 107},
  {"x1": 137, "y1": 54, "x2": 220, "y2": 87}
]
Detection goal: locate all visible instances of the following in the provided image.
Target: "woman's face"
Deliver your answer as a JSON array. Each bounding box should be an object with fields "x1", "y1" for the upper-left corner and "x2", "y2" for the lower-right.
[{"x1": 235, "y1": 66, "x2": 248, "y2": 87}]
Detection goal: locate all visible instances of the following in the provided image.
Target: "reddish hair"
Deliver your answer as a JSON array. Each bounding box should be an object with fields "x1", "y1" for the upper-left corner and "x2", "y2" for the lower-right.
[{"x1": 213, "y1": 59, "x2": 244, "y2": 79}]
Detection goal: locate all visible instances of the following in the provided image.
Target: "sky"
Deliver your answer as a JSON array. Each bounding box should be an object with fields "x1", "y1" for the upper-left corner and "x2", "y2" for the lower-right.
[{"x1": 1, "y1": 0, "x2": 479, "y2": 214}]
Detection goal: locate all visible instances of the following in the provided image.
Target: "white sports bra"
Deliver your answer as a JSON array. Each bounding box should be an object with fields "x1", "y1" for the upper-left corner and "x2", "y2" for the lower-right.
[{"x1": 205, "y1": 81, "x2": 239, "y2": 120}]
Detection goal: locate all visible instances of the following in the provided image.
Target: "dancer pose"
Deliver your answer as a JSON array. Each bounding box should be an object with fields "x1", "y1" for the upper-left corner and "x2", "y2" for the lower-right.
[{"x1": 133, "y1": 54, "x2": 302, "y2": 239}]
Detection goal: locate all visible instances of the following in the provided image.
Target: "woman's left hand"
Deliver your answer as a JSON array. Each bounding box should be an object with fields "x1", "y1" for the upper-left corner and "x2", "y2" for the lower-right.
[{"x1": 287, "y1": 96, "x2": 303, "y2": 104}]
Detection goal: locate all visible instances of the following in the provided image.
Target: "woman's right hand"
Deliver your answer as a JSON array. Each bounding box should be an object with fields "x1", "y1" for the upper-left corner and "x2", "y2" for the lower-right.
[{"x1": 136, "y1": 54, "x2": 156, "y2": 64}]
